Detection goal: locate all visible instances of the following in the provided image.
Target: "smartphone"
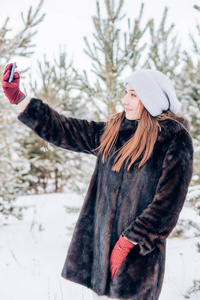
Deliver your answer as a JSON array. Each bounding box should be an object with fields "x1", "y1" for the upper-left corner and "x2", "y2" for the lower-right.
[{"x1": 8, "y1": 62, "x2": 16, "y2": 83}]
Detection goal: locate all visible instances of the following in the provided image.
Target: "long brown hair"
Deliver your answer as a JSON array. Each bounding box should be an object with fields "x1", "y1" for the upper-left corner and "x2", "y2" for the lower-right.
[{"x1": 94, "y1": 104, "x2": 191, "y2": 172}]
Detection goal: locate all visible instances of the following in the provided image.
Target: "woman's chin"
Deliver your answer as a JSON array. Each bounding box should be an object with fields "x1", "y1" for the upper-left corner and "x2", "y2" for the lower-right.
[{"x1": 125, "y1": 112, "x2": 138, "y2": 120}]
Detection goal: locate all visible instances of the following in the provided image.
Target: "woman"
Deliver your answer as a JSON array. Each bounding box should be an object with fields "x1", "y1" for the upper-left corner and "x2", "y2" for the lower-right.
[{"x1": 1, "y1": 64, "x2": 193, "y2": 300}]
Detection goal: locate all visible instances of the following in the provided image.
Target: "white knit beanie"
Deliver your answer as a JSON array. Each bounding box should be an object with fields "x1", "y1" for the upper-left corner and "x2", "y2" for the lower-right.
[{"x1": 124, "y1": 69, "x2": 181, "y2": 117}]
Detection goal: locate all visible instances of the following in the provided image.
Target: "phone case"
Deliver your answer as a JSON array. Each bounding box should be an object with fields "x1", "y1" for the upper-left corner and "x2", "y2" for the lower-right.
[{"x1": 8, "y1": 62, "x2": 16, "y2": 83}]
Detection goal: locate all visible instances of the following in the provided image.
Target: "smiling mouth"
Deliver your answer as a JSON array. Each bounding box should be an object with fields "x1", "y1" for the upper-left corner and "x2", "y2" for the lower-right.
[{"x1": 125, "y1": 108, "x2": 133, "y2": 111}]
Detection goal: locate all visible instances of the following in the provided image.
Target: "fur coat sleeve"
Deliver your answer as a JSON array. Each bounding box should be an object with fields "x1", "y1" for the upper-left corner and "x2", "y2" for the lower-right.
[
  {"x1": 122, "y1": 129, "x2": 194, "y2": 256},
  {"x1": 17, "y1": 98, "x2": 105, "y2": 155}
]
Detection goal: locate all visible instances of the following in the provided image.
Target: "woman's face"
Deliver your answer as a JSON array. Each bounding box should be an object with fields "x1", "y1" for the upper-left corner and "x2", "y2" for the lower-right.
[{"x1": 122, "y1": 83, "x2": 142, "y2": 120}]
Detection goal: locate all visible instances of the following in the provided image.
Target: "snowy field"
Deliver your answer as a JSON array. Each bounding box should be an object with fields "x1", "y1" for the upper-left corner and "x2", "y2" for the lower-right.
[{"x1": 0, "y1": 191, "x2": 200, "y2": 300}]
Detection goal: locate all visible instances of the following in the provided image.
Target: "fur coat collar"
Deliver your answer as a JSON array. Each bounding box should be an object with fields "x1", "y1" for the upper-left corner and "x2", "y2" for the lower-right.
[{"x1": 120, "y1": 115, "x2": 190, "y2": 142}]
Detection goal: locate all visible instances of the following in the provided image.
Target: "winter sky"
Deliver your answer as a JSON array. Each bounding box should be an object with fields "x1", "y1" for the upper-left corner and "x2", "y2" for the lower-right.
[{"x1": 0, "y1": 0, "x2": 199, "y2": 79}]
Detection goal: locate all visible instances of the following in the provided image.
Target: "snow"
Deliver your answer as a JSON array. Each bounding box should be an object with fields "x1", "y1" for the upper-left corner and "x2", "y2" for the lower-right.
[{"x1": 0, "y1": 192, "x2": 200, "y2": 300}]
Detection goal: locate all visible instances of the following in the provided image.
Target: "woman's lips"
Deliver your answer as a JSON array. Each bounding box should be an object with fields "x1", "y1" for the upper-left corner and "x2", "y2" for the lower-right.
[{"x1": 125, "y1": 108, "x2": 133, "y2": 112}]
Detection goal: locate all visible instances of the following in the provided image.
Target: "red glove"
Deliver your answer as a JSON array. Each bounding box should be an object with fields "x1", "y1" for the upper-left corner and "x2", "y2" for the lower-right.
[
  {"x1": 110, "y1": 234, "x2": 136, "y2": 280},
  {"x1": 1, "y1": 63, "x2": 25, "y2": 104}
]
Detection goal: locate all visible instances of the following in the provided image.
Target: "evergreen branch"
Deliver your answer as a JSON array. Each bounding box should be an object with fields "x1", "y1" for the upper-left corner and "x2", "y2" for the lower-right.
[
  {"x1": 106, "y1": 0, "x2": 114, "y2": 22},
  {"x1": 0, "y1": 0, "x2": 45, "y2": 58},
  {"x1": 146, "y1": 5, "x2": 180, "y2": 71},
  {"x1": 194, "y1": 4, "x2": 200, "y2": 12},
  {"x1": 189, "y1": 31, "x2": 200, "y2": 55},
  {"x1": 197, "y1": 23, "x2": 200, "y2": 37},
  {"x1": 106, "y1": 0, "x2": 125, "y2": 22}
]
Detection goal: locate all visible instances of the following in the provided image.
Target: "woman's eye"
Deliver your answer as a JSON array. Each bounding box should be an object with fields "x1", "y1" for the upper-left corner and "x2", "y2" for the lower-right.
[{"x1": 125, "y1": 91, "x2": 136, "y2": 97}]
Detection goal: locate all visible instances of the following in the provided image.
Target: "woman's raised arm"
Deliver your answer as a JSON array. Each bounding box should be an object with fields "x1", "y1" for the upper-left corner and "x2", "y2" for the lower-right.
[
  {"x1": 17, "y1": 98, "x2": 105, "y2": 155},
  {"x1": 1, "y1": 63, "x2": 105, "y2": 155}
]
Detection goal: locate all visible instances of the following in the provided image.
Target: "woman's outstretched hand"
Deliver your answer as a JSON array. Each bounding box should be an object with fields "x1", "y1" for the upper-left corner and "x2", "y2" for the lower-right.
[
  {"x1": 1, "y1": 63, "x2": 25, "y2": 105},
  {"x1": 110, "y1": 234, "x2": 136, "y2": 280}
]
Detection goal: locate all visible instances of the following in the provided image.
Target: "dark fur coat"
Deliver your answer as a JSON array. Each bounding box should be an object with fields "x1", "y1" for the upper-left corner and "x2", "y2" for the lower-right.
[{"x1": 18, "y1": 99, "x2": 194, "y2": 300}]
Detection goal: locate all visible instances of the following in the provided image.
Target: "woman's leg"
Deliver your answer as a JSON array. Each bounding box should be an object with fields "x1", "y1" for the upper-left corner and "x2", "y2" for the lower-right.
[{"x1": 91, "y1": 290, "x2": 117, "y2": 300}]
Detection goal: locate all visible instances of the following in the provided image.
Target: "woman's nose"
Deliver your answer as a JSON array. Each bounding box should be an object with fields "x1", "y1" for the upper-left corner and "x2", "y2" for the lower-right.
[{"x1": 122, "y1": 94, "x2": 129, "y2": 105}]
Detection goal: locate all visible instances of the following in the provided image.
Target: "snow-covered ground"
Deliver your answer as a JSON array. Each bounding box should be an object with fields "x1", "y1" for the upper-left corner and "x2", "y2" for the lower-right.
[{"x1": 0, "y1": 191, "x2": 200, "y2": 300}]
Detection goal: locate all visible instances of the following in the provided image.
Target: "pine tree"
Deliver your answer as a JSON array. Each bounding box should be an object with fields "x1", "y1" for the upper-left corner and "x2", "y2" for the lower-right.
[
  {"x1": 21, "y1": 50, "x2": 94, "y2": 195},
  {"x1": 73, "y1": 0, "x2": 151, "y2": 119},
  {"x1": 0, "y1": 1, "x2": 45, "y2": 221},
  {"x1": 175, "y1": 4, "x2": 200, "y2": 186},
  {"x1": 143, "y1": 6, "x2": 181, "y2": 76},
  {"x1": 136, "y1": 5, "x2": 199, "y2": 186}
]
